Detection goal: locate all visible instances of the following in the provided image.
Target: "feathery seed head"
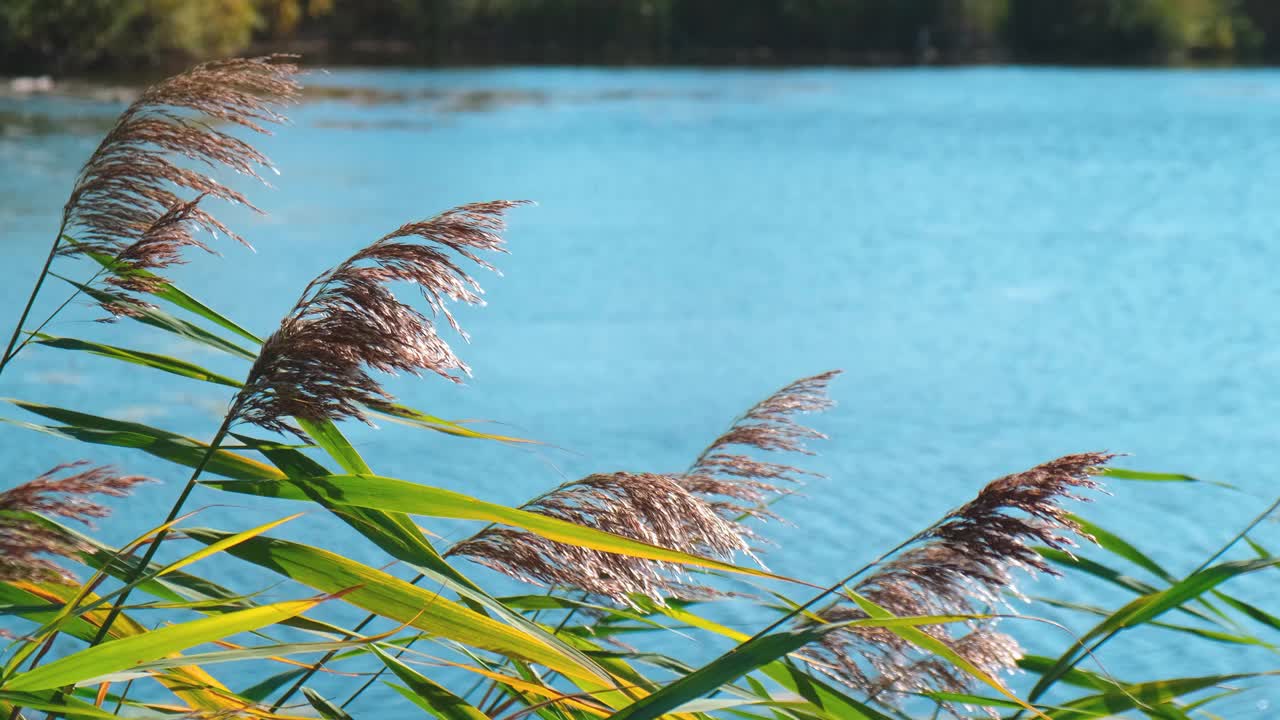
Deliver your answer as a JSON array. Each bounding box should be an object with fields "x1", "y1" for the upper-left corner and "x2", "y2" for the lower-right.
[
  {"x1": 98, "y1": 195, "x2": 210, "y2": 318},
  {"x1": 59, "y1": 56, "x2": 299, "y2": 313},
  {"x1": 683, "y1": 370, "x2": 840, "y2": 523},
  {"x1": 449, "y1": 471, "x2": 750, "y2": 607},
  {"x1": 451, "y1": 372, "x2": 839, "y2": 606},
  {"x1": 230, "y1": 201, "x2": 526, "y2": 436},
  {"x1": 807, "y1": 452, "x2": 1111, "y2": 711},
  {"x1": 0, "y1": 463, "x2": 151, "y2": 584}
]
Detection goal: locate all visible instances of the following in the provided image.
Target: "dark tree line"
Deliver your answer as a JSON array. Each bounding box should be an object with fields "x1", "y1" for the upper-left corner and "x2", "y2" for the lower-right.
[{"x1": 4, "y1": 0, "x2": 1280, "y2": 74}]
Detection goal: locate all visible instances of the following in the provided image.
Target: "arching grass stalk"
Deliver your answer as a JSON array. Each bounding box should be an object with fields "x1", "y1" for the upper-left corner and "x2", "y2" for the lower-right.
[
  {"x1": 4, "y1": 56, "x2": 298, "y2": 375},
  {"x1": 88, "y1": 416, "x2": 235, "y2": 646},
  {"x1": 270, "y1": 571, "x2": 427, "y2": 712},
  {"x1": 0, "y1": 227, "x2": 68, "y2": 375},
  {"x1": 206, "y1": 201, "x2": 521, "y2": 711},
  {"x1": 2, "y1": 266, "x2": 112, "y2": 376},
  {"x1": 1019, "y1": 492, "x2": 1280, "y2": 711},
  {"x1": 674, "y1": 453, "x2": 1110, "y2": 711},
  {"x1": 88, "y1": 201, "x2": 517, "y2": 650}
]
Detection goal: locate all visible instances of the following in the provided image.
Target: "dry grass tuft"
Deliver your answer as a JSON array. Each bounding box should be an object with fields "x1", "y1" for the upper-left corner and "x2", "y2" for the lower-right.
[
  {"x1": 809, "y1": 452, "x2": 1111, "y2": 710},
  {"x1": 0, "y1": 462, "x2": 151, "y2": 584},
  {"x1": 230, "y1": 201, "x2": 526, "y2": 436}
]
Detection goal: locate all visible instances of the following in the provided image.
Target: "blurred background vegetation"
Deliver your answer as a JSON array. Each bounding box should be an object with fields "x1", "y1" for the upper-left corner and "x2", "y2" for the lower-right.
[{"x1": 7, "y1": 0, "x2": 1280, "y2": 73}]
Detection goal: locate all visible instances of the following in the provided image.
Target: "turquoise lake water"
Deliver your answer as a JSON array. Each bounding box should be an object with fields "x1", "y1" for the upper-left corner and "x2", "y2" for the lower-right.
[{"x1": 2, "y1": 67, "x2": 1279, "y2": 714}]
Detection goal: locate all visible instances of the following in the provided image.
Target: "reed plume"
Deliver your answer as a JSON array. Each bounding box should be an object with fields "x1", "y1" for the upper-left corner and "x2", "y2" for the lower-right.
[
  {"x1": 97, "y1": 196, "x2": 209, "y2": 318},
  {"x1": 450, "y1": 472, "x2": 750, "y2": 605},
  {"x1": 229, "y1": 201, "x2": 526, "y2": 436},
  {"x1": 449, "y1": 372, "x2": 839, "y2": 606},
  {"x1": 806, "y1": 452, "x2": 1111, "y2": 709},
  {"x1": 682, "y1": 370, "x2": 840, "y2": 525},
  {"x1": 0, "y1": 462, "x2": 151, "y2": 584},
  {"x1": 56, "y1": 55, "x2": 299, "y2": 314}
]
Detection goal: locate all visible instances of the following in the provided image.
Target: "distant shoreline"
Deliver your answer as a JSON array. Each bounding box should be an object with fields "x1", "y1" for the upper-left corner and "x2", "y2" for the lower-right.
[{"x1": 7, "y1": 58, "x2": 1280, "y2": 92}]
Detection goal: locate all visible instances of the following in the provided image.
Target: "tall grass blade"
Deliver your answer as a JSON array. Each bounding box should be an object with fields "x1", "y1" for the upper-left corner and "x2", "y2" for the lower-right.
[
  {"x1": 1068, "y1": 515, "x2": 1175, "y2": 582},
  {"x1": 373, "y1": 647, "x2": 491, "y2": 720},
  {"x1": 1044, "y1": 674, "x2": 1261, "y2": 720},
  {"x1": 31, "y1": 334, "x2": 243, "y2": 387},
  {"x1": 201, "y1": 474, "x2": 801, "y2": 582},
  {"x1": 1101, "y1": 467, "x2": 1236, "y2": 490},
  {"x1": 1027, "y1": 557, "x2": 1280, "y2": 702},
  {"x1": 0, "y1": 690, "x2": 119, "y2": 719},
  {"x1": 374, "y1": 405, "x2": 538, "y2": 444},
  {"x1": 74, "y1": 243, "x2": 262, "y2": 345},
  {"x1": 1035, "y1": 547, "x2": 1220, "y2": 625},
  {"x1": 181, "y1": 529, "x2": 616, "y2": 688},
  {"x1": 303, "y1": 687, "x2": 354, "y2": 719},
  {"x1": 55, "y1": 275, "x2": 257, "y2": 360},
  {"x1": 159, "y1": 514, "x2": 303, "y2": 578},
  {"x1": 605, "y1": 624, "x2": 833, "y2": 720},
  {"x1": 6, "y1": 400, "x2": 283, "y2": 480},
  {"x1": 294, "y1": 418, "x2": 372, "y2": 474},
  {"x1": 759, "y1": 661, "x2": 899, "y2": 720},
  {"x1": 4, "y1": 596, "x2": 328, "y2": 692},
  {"x1": 241, "y1": 669, "x2": 307, "y2": 703}
]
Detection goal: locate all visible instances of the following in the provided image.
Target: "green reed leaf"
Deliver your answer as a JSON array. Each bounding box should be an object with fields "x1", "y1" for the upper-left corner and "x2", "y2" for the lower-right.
[
  {"x1": 4, "y1": 597, "x2": 327, "y2": 692},
  {"x1": 373, "y1": 647, "x2": 489, "y2": 720},
  {"x1": 605, "y1": 624, "x2": 832, "y2": 720},
  {"x1": 182, "y1": 529, "x2": 614, "y2": 688},
  {"x1": 296, "y1": 417, "x2": 372, "y2": 474},
  {"x1": 54, "y1": 274, "x2": 256, "y2": 360},
  {"x1": 201, "y1": 473, "x2": 797, "y2": 583},
  {"x1": 30, "y1": 334, "x2": 242, "y2": 387},
  {"x1": 303, "y1": 687, "x2": 354, "y2": 719},
  {"x1": 1101, "y1": 467, "x2": 1236, "y2": 489},
  {"x1": 1044, "y1": 674, "x2": 1259, "y2": 720},
  {"x1": 0, "y1": 690, "x2": 120, "y2": 719},
  {"x1": 5, "y1": 399, "x2": 282, "y2": 480},
  {"x1": 73, "y1": 242, "x2": 263, "y2": 345},
  {"x1": 1028, "y1": 557, "x2": 1280, "y2": 703}
]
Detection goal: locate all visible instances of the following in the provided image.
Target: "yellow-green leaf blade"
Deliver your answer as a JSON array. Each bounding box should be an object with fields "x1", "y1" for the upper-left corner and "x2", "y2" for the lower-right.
[
  {"x1": 181, "y1": 529, "x2": 613, "y2": 689},
  {"x1": 31, "y1": 334, "x2": 243, "y2": 387},
  {"x1": 372, "y1": 647, "x2": 489, "y2": 720},
  {"x1": 4, "y1": 597, "x2": 325, "y2": 692},
  {"x1": 202, "y1": 474, "x2": 797, "y2": 583}
]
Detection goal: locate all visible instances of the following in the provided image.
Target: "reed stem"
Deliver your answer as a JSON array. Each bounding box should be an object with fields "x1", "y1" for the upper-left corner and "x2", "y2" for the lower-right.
[
  {"x1": 271, "y1": 571, "x2": 427, "y2": 712},
  {"x1": 1, "y1": 226, "x2": 65, "y2": 375},
  {"x1": 89, "y1": 416, "x2": 235, "y2": 646},
  {"x1": 1020, "y1": 493, "x2": 1280, "y2": 710}
]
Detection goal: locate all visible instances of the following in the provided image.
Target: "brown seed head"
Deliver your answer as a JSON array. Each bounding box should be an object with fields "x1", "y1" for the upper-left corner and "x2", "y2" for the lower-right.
[
  {"x1": 230, "y1": 201, "x2": 526, "y2": 436},
  {"x1": 59, "y1": 55, "x2": 299, "y2": 309},
  {"x1": 98, "y1": 195, "x2": 211, "y2": 318},
  {"x1": 451, "y1": 373, "x2": 839, "y2": 606},
  {"x1": 449, "y1": 471, "x2": 750, "y2": 607},
  {"x1": 0, "y1": 463, "x2": 152, "y2": 584},
  {"x1": 683, "y1": 371, "x2": 840, "y2": 524},
  {"x1": 807, "y1": 452, "x2": 1112, "y2": 711}
]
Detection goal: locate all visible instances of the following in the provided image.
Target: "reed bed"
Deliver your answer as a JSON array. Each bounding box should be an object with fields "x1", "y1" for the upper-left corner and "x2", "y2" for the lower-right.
[{"x1": 0, "y1": 56, "x2": 1276, "y2": 720}]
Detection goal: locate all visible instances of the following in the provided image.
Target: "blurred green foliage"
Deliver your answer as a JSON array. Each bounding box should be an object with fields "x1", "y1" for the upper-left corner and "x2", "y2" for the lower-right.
[
  {"x1": 0, "y1": 0, "x2": 323, "y2": 72},
  {"x1": 4, "y1": 0, "x2": 1280, "y2": 72}
]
